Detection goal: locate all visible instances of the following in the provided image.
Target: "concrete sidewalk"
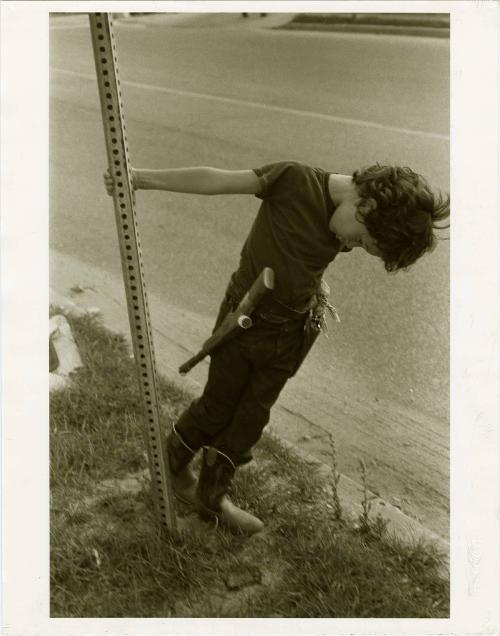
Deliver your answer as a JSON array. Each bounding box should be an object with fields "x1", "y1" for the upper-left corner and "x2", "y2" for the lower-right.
[{"x1": 50, "y1": 248, "x2": 449, "y2": 566}]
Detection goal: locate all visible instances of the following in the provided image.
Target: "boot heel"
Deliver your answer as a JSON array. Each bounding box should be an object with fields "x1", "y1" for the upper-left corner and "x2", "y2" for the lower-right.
[{"x1": 195, "y1": 499, "x2": 217, "y2": 522}]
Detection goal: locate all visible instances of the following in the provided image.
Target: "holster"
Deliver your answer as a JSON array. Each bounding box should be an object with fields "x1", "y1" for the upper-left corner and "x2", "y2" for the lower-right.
[{"x1": 291, "y1": 314, "x2": 321, "y2": 377}]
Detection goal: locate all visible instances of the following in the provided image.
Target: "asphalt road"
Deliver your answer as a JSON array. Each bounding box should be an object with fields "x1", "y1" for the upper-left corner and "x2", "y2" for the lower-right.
[{"x1": 50, "y1": 14, "x2": 450, "y2": 536}]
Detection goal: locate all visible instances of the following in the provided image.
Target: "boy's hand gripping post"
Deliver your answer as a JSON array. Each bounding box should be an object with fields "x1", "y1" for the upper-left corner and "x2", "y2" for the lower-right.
[{"x1": 179, "y1": 267, "x2": 275, "y2": 375}]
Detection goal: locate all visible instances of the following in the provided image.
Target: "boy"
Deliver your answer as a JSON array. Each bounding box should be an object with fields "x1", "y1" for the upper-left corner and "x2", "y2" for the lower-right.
[{"x1": 104, "y1": 160, "x2": 449, "y2": 535}]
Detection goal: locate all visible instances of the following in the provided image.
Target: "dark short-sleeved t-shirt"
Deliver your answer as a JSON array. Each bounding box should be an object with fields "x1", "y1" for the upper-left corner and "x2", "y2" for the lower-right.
[{"x1": 229, "y1": 161, "x2": 343, "y2": 309}]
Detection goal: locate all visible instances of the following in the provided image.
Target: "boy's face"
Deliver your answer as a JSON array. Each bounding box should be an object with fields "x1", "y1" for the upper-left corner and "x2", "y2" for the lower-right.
[{"x1": 330, "y1": 199, "x2": 382, "y2": 258}]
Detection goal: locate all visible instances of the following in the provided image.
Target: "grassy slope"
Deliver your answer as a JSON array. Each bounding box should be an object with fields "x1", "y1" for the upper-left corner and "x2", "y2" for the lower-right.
[{"x1": 50, "y1": 313, "x2": 449, "y2": 618}]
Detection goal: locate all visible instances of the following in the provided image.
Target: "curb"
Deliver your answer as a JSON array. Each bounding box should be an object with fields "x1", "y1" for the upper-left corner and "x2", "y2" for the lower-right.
[
  {"x1": 49, "y1": 313, "x2": 84, "y2": 392},
  {"x1": 49, "y1": 270, "x2": 449, "y2": 567},
  {"x1": 280, "y1": 22, "x2": 449, "y2": 39},
  {"x1": 277, "y1": 434, "x2": 449, "y2": 575}
]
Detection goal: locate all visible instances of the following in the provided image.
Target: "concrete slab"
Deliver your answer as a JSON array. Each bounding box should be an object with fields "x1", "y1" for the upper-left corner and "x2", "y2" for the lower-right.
[{"x1": 49, "y1": 313, "x2": 84, "y2": 392}]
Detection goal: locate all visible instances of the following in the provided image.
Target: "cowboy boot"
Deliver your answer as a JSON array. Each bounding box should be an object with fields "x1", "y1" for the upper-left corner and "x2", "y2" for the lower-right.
[
  {"x1": 163, "y1": 425, "x2": 198, "y2": 506},
  {"x1": 195, "y1": 446, "x2": 264, "y2": 535}
]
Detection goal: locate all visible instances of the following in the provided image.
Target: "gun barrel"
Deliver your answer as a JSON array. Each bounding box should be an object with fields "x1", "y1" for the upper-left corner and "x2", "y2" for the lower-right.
[{"x1": 237, "y1": 315, "x2": 253, "y2": 329}]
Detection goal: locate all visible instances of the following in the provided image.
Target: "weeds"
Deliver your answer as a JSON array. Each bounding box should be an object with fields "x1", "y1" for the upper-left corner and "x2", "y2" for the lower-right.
[
  {"x1": 358, "y1": 458, "x2": 373, "y2": 532},
  {"x1": 328, "y1": 434, "x2": 343, "y2": 522},
  {"x1": 357, "y1": 458, "x2": 388, "y2": 540}
]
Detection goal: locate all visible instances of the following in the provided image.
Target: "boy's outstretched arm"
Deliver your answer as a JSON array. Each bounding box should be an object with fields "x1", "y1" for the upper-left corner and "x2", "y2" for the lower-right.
[{"x1": 103, "y1": 167, "x2": 261, "y2": 196}]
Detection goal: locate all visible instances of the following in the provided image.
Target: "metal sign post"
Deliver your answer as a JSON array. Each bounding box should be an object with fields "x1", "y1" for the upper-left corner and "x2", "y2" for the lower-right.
[{"x1": 88, "y1": 13, "x2": 178, "y2": 537}]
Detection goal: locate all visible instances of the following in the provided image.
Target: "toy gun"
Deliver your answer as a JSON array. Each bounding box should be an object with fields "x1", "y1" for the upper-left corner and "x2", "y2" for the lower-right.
[{"x1": 179, "y1": 267, "x2": 275, "y2": 375}]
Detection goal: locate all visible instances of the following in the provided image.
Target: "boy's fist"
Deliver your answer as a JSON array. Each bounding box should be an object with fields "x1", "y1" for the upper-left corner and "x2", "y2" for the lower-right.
[
  {"x1": 103, "y1": 169, "x2": 114, "y2": 196},
  {"x1": 103, "y1": 168, "x2": 137, "y2": 196}
]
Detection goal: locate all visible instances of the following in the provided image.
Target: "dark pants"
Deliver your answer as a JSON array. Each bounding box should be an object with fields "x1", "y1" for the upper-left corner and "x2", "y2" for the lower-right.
[{"x1": 176, "y1": 293, "x2": 309, "y2": 465}]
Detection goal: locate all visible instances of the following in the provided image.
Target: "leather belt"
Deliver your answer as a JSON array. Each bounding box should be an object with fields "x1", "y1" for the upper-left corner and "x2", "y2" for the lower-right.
[
  {"x1": 226, "y1": 278, "x2": 312, "y2": 324},
  {"x1": 255, "y1": 295, "x2": 310, "y2": 322}
]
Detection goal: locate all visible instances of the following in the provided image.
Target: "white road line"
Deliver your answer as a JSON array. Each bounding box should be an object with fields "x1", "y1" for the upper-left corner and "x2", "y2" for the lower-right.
[{"x1": 52, "y1": 67, "x2": 449, "y2": 141}]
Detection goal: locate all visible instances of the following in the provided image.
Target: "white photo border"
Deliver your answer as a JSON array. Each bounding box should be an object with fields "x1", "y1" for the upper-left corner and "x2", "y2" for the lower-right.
[{"x1": 1, "y1": 1, "x2": 498, "y2": 634}]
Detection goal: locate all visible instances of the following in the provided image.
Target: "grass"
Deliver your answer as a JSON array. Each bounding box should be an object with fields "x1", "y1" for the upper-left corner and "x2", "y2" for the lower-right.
[{"x1": 50, "y1": 311, "x2": 449, "y2": 618}]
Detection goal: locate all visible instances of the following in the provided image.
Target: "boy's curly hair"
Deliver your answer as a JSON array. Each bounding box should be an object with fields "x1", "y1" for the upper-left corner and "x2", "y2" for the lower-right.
[{"x1": 352, "y1": 164, "x2": 450, "y2": 272}]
